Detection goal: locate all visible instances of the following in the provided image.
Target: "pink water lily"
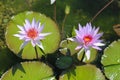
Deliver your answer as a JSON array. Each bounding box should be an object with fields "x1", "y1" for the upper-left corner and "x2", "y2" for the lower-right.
[
  {"x1": 14, "y1": 18, "x2": 51, "y2": 50},
  {"x1": 69, "y1": 23, "x2": 104, "y2": 60}
]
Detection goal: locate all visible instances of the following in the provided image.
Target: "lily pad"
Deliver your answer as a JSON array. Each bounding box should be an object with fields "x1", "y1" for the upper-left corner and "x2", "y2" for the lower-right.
[
  {"x1": 101, "y1": 40, "x2": 120, "y2": 80},
  {"x1": 59, "y1": 40, "x2": 79, "y2": 55},
  {"x1": 101, "y1": 40, "x2": 120, "y2": 66},
  {"x1": 1, "y1": 61, "x2": 54, "y2": 80},
  {"x1": 104, "y1": 65, "x2": 120, "y2": 80},
  {"x1": 77, "y1": 48, "x2": 97, "y2": 63},
  {"x1": 5, "y1": 11, "x2": 60, "y2": 59},
  {"x1": 59, "y1": 64, "x2": 105, "y2": 80}
]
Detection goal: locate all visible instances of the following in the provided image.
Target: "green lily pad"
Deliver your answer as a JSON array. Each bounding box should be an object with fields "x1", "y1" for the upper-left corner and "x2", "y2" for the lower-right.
[
  {"x1": 77, "y1": 48, "x2": 97, "y2": 63},
  {"x1": 101, "y1": 40, "x2": 120, "y2": 66},
  {"x1": 104, "y1": 65, "x2": 120, "y2": 80},
  {"x1": 101, "y1": 40, "x2": 120, "y2": 80},
  {"x1": 59, "y1": 40, "x2": 79, "y2": 55},
  {"x1": 5, "y1": 11, "x2": 60, "y2": 59},
  {"x1": 1, "y1": 61, "x2": 54, "y2": 80},
  {"x1": 59, "y1": 64, "x2": 105, "y2": 80}
]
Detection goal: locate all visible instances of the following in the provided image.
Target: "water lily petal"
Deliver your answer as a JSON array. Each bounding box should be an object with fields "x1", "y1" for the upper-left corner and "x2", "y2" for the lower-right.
[
  {"x1": 92, "y1": 46, "x2": 101, "y2": 50},
  {"x1": 20, "y1": 41, "x2": 29, "y2": 49},
  {"x1": 67, "y1": 38, "x2": 74, "y2": 41},
  {"x1": 14, "y1": 34, "x2": 21, "y2": 37},
  {"x1": 39, "y1": 33, "x2": 51, "y2": 37},
  {"x1": 75, "y1": 45, "x2": 82, "y2": 50},
  {"x1": 51, "y1": 0, "x2": 56, "y2": 4},
  {"x1": 93, "y1": 43, "x2": 105, "y2": 46},
  {"x1": 78, "y1": 23, "x2": 83, "y2": 31},
  {"x1": 38, "y1": 24, "x2": 44, "y2": 33},
  {"x1": 36, "y1": 41, "x2": 44, "y2": 50},
  {"x1": 17, "y1": 25, "x2": 26, "y2": 32},
  {"x1": 85, "y1": 49, "x2": 91, "y2": 60},
  {"x1": 25, "y1": 19, "x2": 31, "y2": 29},
  {"x1": 31, "y1": 40, "x2": 36, "y2": 47},
  {"x1": 77, "y1": 48, "x2": 84, "y2": 57},
  {"x1": 32, "y1": 18, "x2": 36, "y2": 28}
]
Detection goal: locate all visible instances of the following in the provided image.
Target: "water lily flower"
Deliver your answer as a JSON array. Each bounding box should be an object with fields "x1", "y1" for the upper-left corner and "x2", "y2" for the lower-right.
[
  {"x1": 14, "y1": 18, "x2": 51, "y2": 50},
  {"x1": 69, "y1": 23, "x2": 104, "y2": 60},
  {"x1": 51, "y1": 0, "x2": 56, "y2": 4}
]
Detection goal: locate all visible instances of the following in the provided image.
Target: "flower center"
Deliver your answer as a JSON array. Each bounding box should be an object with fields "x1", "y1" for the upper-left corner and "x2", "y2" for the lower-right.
[
  {"x1": 83, "y1": 35, "x2": 92, "y2": 45},
  {"x1": 27, "y1": 28, "x2": 38, "y2": 39}
]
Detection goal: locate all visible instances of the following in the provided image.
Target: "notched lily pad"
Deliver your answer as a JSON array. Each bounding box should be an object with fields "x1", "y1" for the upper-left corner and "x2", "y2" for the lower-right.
[
  {"x1": 104, "y1": 65, "x2": 120, "y2": 80},
  {"x1": 1, "y1": 61, "x2": 54, "y2": 80},
  {"x1": 59, "y1": 64, "x2": 105, "y2": 80},
  {"x1": 101, "y1": 40, "x2": 120, "y2": 80},
  {"x1": 77, "y1": 48, "x2": 97, "y2": 63},
  {"x1": 5, "y1": 11, "x2": 61, "y2": 59},
  {"x1": 59, "y1": 40, "x2": 78, "y2": 55},
  {"x1": 101, "y1": 40, "x2": 120, "y2": 66}
]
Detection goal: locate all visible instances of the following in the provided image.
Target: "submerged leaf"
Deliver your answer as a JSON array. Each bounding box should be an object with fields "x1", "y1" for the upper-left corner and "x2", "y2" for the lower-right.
[{"x1": 56, "y1": 56, "x2": 73, "y2": 69}]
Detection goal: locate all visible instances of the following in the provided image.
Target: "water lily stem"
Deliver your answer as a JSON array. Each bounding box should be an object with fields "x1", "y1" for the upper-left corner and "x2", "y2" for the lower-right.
[
  {"x1": 80, "y1": 52, "x2": 85, "y2": 62},
  {"x1": 61, "y1": 14, "x2": 67, "y2": 39},
  {"x1": 53, "y1": 1, "x2": 56, "y2": 22},
  {"x1": 35, "y1": 46, "x2": 39, "y2": 60},
  {"x1": 39, "y1": 47, "x2": 47, "y2": 59},
  {"x1": 90, "y1": 0, "x2": 114, "y2": 22}
]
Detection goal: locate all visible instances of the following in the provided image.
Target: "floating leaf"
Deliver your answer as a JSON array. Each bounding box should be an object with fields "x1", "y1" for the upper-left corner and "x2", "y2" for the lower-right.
[
  {"x1": 59, "y1": 40, "x2": 78, "y2": 55},
  {"x1": 1, "y1": 61, "x2": 54, "y2": 80},
  {"x1": 101, "y1": 40, "x2": 120, "y2": 66},
  {"x1": 104, "y1": 65, "x2": 120, "y2": 80},
  {"x1": 5, "y1": 11, "x2": 60, "y2": 59},
  {"x1": 59, "y1": 64, "x2": 105, "y2": 80},
  {"x1": 77, "y1": 48, "x2": 97, "y2": 63},
  {"x1": 101, "y1": 40, "x2": 120, "y2": 80}
]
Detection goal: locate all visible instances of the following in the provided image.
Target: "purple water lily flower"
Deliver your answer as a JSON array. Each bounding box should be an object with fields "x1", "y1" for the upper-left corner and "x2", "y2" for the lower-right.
[
  {"x1": 70, "y1": 23, "x2": 104, "y2": 60},
  {"x1": 14, "y1": 18, "x2": 51, "y2": 50}
]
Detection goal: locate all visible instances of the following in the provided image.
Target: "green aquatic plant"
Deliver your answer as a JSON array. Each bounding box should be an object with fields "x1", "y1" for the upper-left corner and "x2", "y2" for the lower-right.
[{"x1": 0, "y1": 0, "x2": 120, "y2": 80}]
